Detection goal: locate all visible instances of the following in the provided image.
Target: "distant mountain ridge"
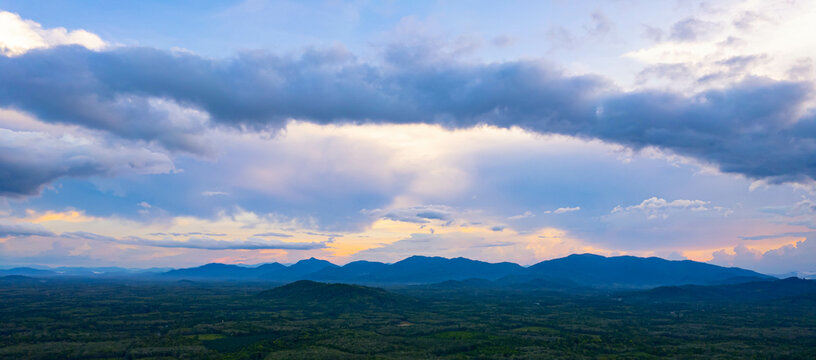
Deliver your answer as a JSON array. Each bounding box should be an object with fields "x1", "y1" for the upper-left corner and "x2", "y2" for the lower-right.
[
  {"x1": 157, "y1": 254, "x2": 773, "y2": 289},
  {"x1": 0, "y1": 266, "x2": 169, "y2": 277},
  {"x1": 524, "y1": 253, "x2": 770, "y2": 288},
  {"x1": 624, "y1": 277, "x2": 816, "y2": 302}
]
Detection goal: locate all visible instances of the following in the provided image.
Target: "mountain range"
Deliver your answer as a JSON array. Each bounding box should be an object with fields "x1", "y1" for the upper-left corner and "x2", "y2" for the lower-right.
[
  {"x1": 156, "y1": 253, "x2": 772, "y2": 289},
  {"x1": 2, "y1": 254, "x2": 777, "y2": 289}
]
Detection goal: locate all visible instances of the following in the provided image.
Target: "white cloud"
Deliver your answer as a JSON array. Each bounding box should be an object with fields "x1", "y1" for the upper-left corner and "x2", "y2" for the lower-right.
[
  {"x1": 625, "y1": 0, "x2": 816, "y2": 90},
  {"x1": 0, "y1": 11, "x2": 105, "y2": 56},
  {"x1": 202, "y1": 191, "x2": 230, "y2": 197},
  {"x1": 545, "y1": 206, "x2": 581, "y2": 215},
  {"x1": 710, "y1": 237, "x2": 816, "y2": 275},
  {"x1": 610, "y1": 197, "x2": 726, "y2": 220},
  {"x1": 507, "y1": 211, "x2": 534, "y2": 220},
  {"x1": 61, "y1": 231, "x2": 329, "y2": 250}
]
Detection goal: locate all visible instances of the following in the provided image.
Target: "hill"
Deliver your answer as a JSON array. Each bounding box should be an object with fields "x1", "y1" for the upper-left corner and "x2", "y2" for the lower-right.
[
  {"x1": 0, "y1": 275, "x2": 44, "y2": 284},
  {"x1": 0, "y1": 267, "x2": 57, "y2": 277},
  {"x1": 258, "y1": 280, "x2": 407, "y2": 310},
  {"x1": 305, "y1": 260, "x2": 389, "y2": 281},
  {"x1": 274, "y1": 257, "x2": 338, "y2": 280},
  {"x1": 162, "y1": 263, "x2": 258, "y2": 279}
]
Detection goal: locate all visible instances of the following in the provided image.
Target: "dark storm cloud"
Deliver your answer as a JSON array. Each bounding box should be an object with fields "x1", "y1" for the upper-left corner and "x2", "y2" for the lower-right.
[
  {"x1": 62, "y1": 231, "x2": 327, "y2": 250},
  {"x1": 2, "y1": 44, "x2": 816, "y2": 189}
]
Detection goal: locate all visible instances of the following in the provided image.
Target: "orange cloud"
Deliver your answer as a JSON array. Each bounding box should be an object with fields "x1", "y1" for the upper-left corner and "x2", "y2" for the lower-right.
[{"x1": 24, "y1": 209, "x2": 96, "y2": 223}]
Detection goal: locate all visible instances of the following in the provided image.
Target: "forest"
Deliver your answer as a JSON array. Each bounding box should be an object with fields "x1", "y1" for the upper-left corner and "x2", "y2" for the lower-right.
[{"x1": 1, "y1": 276, "x2": 815, "y2": 359}]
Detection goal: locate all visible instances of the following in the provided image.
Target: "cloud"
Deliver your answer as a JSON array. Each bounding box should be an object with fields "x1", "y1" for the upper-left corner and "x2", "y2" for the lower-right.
[
  {"x1": 627, "y1": 1, "x2": 816, "y2": 89},
  {"x1": 370, "y1": 205, "x2": 454, "y2": 224},
  {"x1": 507, "y1": 211, "x2": 534, "y2": 220},
  {"x1": 202, "y1": 191, "x2": 230, "y2": 197},
  {"x1": 710, "y1": 237, "x2": 816, "y2": 274},
  {"x1": 61, "y1": 231, "x2": 327, "y2": 250},
  {"x1": 0, "y1": 11, "x2": 105, "y2": 56},
  {"x1": 668, "y1": 17, "x2": 720, "y2": 41},
  {"x1": 545, "y1": 206, "x2": 581, "y2": 215},
  {"x1": 148, "y1": 232, "x2": 227, "y2": 237},
  {"x1": 756, "y1": 198, "x2": 816, "y2": 229},
  {"x1": 0, "y1": 222, "x2": 54, "y2": 237},
  {"x1": 0, "y1": 119, "x2": 175, "y2": 197},
  {"x1": 491, "y1": 35, "x2": 514, "y2": 48},
  {"x1": 610, "y1": 197, "x2": 728, "y2": 220},
  {"x1": 415, "y1": 210, "x2": 450, "y2": 221},
  {"x1": 641, "y1": 24, "x2": 663, "y2": 42},
  {"x1": 586, "y1": 11, "x2": 614, "y2": 37},
  {"x1": 253, "y1": 232, "x2": 293, "y2": 238},
  {"x1": 546, "y1": 26, "x2": 577, "y2": 50},
  {"x1": 1, "y1": 42, "x2": 814, "y2": 189},
  {"x1": 740, "y1": 231, "x2": 816, "y2": 241},
  {"x1": 636, "y1": 63, "x2": 693, "y2": 84},
  {"x1": 732, "y1": 10, "x2": 771, "y2": 31}
]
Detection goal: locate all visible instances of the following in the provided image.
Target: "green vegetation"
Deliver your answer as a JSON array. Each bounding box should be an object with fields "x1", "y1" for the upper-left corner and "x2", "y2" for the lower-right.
[
  {"x1": 258, "y1": 280, "x2": 409, "y2": 311},
  {"x1": 1, "y1": 279, "x2": 815, "y2": 359}
]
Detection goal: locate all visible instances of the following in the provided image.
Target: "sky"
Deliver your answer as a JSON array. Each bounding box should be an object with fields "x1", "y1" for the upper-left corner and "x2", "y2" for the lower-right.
[{"x1": 0, "y1": 0, "x2": 815, "y2": 275}]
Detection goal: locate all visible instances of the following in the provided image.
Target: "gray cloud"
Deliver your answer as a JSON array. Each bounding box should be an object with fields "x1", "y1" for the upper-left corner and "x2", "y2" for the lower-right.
[
  {"x1": 2, "y1": 45, "x2": 816, "y2": 191},
  {"x1": 373, "y1": 205, "x2": 454, "y2": 224},
  {"x1": 148, "y1": 232, "x2": 227, "y2": 237},
  {"x1": 0, "y1": 222, "x2": 54, "y2": 237},
  {"x1": 61, "y1": 231, "x2": 326, "y2": 250},
  {"x1": 740, "y1": 231, "x2": 816, "y2": 241},
  {"x1": 733, "y1": 11, "x2": 769, "y2": 31},
  {"x1": 636, "y1": 63, "x2": 693, "y2": 84},
  {"x1": 642, "y1": 24, "x2": 663, "y2": 42},
  {"x1": 472, "y1": 241, "x2": 514, "y2": 248},
  {"x1": 586, "y1": 11, "x2": 614, "y2": 37},
  {"x1": 253, "y1": 232, "x2": 293, "y2": 238},
  {"x1": 669, "y1": 17, "x2": 719, "y2": 41},
  {"x1": 0, "y1": 126, "x2": 174, "y2": 197},
  {"x1": 545, "y1": 26, "x2": 578, "y2": 51},
  {"x1": 491, "y1": 35, "x2": 514, "y2": 48}
]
